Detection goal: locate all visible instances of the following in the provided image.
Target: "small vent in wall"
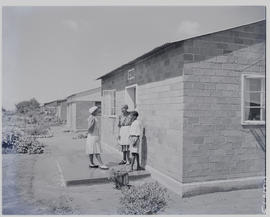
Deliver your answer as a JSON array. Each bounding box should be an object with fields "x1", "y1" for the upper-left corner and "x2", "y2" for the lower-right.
[{"x1": 127, "y1": 68, "x2": 135, "y2": 80}]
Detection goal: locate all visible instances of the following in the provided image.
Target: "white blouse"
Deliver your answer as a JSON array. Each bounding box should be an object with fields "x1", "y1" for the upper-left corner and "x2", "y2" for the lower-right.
[{"x1": 129, "y1": 120, "x2": 141, "y2": 136}]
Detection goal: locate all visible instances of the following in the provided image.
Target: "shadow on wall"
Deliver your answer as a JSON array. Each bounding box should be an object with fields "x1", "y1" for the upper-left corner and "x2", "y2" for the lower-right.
[
  {"x1": 244, "y1": 125, "x2": 266, "y2": 152},
  {"x1": 141, "y1": 127, "x2": 147, "y2": 168}
]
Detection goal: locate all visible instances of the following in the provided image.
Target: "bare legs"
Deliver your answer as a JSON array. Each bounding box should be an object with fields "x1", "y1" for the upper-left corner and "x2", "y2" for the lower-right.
[
  {"x1": 130, "y1": 153, "x2": 143, "y2": 171},
  {"x1": 89, "y1": 154, "x2": 108, "y2": 169},
  {"x1": 120, "y1": 148, "x2": 131, "y2": 164},
  {"x1": 125, "y1": 150, "x2": 131, "y2": 164},
  {"x1": 122, "y1": 151, "x2": 126, "y2": 162},
  {"x1": 95, "y1": 154, "x2": 104, "y2": 165},
  {"x1": 89, "y1": 154, "x2": 96, "y2": 166}
]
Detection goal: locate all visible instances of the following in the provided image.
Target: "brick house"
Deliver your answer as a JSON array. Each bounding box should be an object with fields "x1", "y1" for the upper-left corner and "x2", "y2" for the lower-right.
[
  {"x1": 98, "y1": 20, "x2": 265, "y2": 196},
  {"x1": 66, "y1": 87, "x2": 101, "y2": 131}
]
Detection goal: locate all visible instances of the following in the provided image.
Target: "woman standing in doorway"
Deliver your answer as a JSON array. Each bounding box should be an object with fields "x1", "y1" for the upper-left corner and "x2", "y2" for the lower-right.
[
  {"x1": 86, "y1": 106, "x2": 108, "y2": 169},
  {"x1": 118, "y1": 105, "x2": 132, "y2": 165}
]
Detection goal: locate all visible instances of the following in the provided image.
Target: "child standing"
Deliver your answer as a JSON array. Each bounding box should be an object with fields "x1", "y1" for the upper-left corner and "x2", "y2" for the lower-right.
[{"x1": 129, "y1": 111, "x2": 143, "y2": 171}]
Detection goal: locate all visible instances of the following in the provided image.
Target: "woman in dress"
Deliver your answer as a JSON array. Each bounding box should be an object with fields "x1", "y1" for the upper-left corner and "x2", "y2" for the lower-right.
[
  {"x1": 117, "y1": 105, "x2": 132, "y2": 165},
  {"x1": 86, "y1": 106, "x2": 108, "y2": 169}
]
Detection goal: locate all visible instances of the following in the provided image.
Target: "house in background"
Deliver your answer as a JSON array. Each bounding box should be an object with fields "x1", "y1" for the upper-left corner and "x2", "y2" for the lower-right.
[
  {"x1": 43, "y1": 100, "x2": 61, "y2": 116},
  {"x1": 98, "y1": 20, "x2": 265, "y2": 196},
  {"x1": 56, "y1": 99, "x2": 67, "y2": 122},
  {"x1": 66, "y1": 87, "x2": 101, "y2": 132}
]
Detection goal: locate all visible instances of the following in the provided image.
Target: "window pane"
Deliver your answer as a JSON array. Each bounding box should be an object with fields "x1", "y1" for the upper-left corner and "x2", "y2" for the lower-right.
[
  {"x1": 245, "y1": 92, "x2": 261, "y2": 107},
  {"x1": 245, "y1": 107, "x2": 261, "y2": 121},
  {"x1": 245, "y1": 78, "x2": 261, "y2": 91}
]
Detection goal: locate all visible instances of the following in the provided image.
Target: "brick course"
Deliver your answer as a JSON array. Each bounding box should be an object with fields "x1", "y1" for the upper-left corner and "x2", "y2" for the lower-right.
[
  {"x1": 101, "y1": 46, "x2": 184, "y2": 181},
  {"x1": 100, "y1": 20, "x2": 265, "y2": 187},
  {"x1": 182, "y1": 21, "x2": 265, "y2": 183}
]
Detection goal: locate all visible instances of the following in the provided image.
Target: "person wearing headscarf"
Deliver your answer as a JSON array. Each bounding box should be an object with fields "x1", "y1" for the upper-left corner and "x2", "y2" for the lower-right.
[{"x1": 86, "y1": 106, "x2": 108, "y2": 169}]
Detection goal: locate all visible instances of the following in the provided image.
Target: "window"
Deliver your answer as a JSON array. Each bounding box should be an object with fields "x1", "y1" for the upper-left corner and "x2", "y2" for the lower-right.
[
  {"x1": 102, "y1": 90, "x2": 116, "y2": 116},
  {"x1": 242, "y1": 74, "x2": 265, "y2": 125}
]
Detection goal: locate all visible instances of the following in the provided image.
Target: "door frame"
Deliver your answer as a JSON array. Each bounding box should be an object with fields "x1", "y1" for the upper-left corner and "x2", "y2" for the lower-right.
[{"x1": 125, "y1": 84, "x2": 138, "y2": 111}]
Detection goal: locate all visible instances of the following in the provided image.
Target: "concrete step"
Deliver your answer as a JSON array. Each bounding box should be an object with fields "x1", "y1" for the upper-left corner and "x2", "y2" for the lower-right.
[
  {"x1": 56, "y1": 152, "x2": 150, "y2": 187},
  {"x1": 66, "y1": 169, "x2": 151, "y2": 186}
]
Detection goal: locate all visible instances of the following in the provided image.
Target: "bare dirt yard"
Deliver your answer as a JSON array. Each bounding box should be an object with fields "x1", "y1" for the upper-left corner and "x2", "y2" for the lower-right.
[{"x1": 2, "y1": 126, "x2": 265, "y2": 215}]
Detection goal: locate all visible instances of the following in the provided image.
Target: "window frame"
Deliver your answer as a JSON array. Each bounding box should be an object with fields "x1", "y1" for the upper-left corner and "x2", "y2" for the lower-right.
[
  {"x1": 102, "y1": 89, "x2": 116, "y2": 118},
  {"x1": 125, "y1": 84, "x2": 138, "y2": 111},
  {"x1": 241, "y1": 74, "x2": 265, "y2": 125}
]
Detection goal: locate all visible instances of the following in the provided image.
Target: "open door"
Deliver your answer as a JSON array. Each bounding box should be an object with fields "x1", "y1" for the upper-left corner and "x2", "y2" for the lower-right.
[{"x1": 125, "y1": 84, "x2": 137, "y2": 111}]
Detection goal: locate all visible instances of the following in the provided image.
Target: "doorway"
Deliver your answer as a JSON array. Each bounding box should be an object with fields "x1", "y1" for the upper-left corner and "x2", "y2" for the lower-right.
[{"x1": 125, "y1": 84, "x2": 137, "y2": 111}]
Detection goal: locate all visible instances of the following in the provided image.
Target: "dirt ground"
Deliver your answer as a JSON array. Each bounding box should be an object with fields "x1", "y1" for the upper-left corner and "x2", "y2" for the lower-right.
[{"x1": 2, "y1": 127, "x2": 265, "y2": 215}]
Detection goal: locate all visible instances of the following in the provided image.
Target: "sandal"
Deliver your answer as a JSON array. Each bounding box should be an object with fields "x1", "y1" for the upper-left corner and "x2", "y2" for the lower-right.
[{"x1": 118, "y1": 160, "x2": 126, "y2": 165}]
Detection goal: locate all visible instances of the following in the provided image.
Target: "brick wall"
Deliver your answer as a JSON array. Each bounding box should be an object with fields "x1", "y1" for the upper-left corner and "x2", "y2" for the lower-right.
[
  {"x1": 101, "y1": 20, "x2": 266, "y2": 184},
  {"x1": 101, "y1": 42, "x2": 184, "y2": 90},
  {"x1": 137, "y1": 77, "x2": 183, "y2": 181},
  {"x1": 101, "y1": 77, "x2": 184, "y2": 181},
  {"x1": 101, "y1": 43, "x2": 184, "y2": 181},
  {"x1": 182, "y1": 20, "x2": 266, "y2": 183}
]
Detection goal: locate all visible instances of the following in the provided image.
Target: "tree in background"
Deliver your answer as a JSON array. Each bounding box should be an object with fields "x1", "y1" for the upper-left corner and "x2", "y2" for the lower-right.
[{"x1": 15, "y1": 98, "x2": 40, "y2": 114}]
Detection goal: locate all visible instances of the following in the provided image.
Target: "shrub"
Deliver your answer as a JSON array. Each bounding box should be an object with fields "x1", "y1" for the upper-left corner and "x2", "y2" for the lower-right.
[
  {"x1": 2, "y1": 128, "x2": 22, "y2": 153},
  {"x1": 24, "y1": 124, "x2": 50, "y2": 136},
  {"x1": 2, "y1": 128, "x2": 45, "y2": 154},
  {"x1": 118, "y1": 181, "x2": 168, "y2": 215},
  {"x1": 108, "y1": 165, "x2": 130, "y2": 189},
  {"x1": 16, "y1": 136, "x2": 45, "y2": 154}
]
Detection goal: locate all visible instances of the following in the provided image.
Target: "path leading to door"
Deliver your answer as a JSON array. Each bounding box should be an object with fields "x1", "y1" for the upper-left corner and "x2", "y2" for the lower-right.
[{"x1": 43, "y1": 126, "x2": 150, "y2": 187}]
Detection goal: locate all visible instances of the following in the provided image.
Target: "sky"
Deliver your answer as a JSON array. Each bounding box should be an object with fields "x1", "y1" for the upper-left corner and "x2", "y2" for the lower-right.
[{"x1": 2, "y1": 6, "x2": 265, "y2": 110}]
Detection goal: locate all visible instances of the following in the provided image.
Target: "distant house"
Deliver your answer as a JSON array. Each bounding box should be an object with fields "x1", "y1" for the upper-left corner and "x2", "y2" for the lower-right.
[
  {"x1": 56, "y1": 99, "x2": 67, "y2": 122},
  {"x1": 98, "y1": 20, "x2": 265, "y2": 196},
  {"x1": 43, "y1": 100, "x2": 61, "y2": 115},
  {"x1": 43, "y1": 100, "x2": 58, "y2": 108},
  {"x1": 66, "y1": 87, "x2": 101, "y2": 131}
]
